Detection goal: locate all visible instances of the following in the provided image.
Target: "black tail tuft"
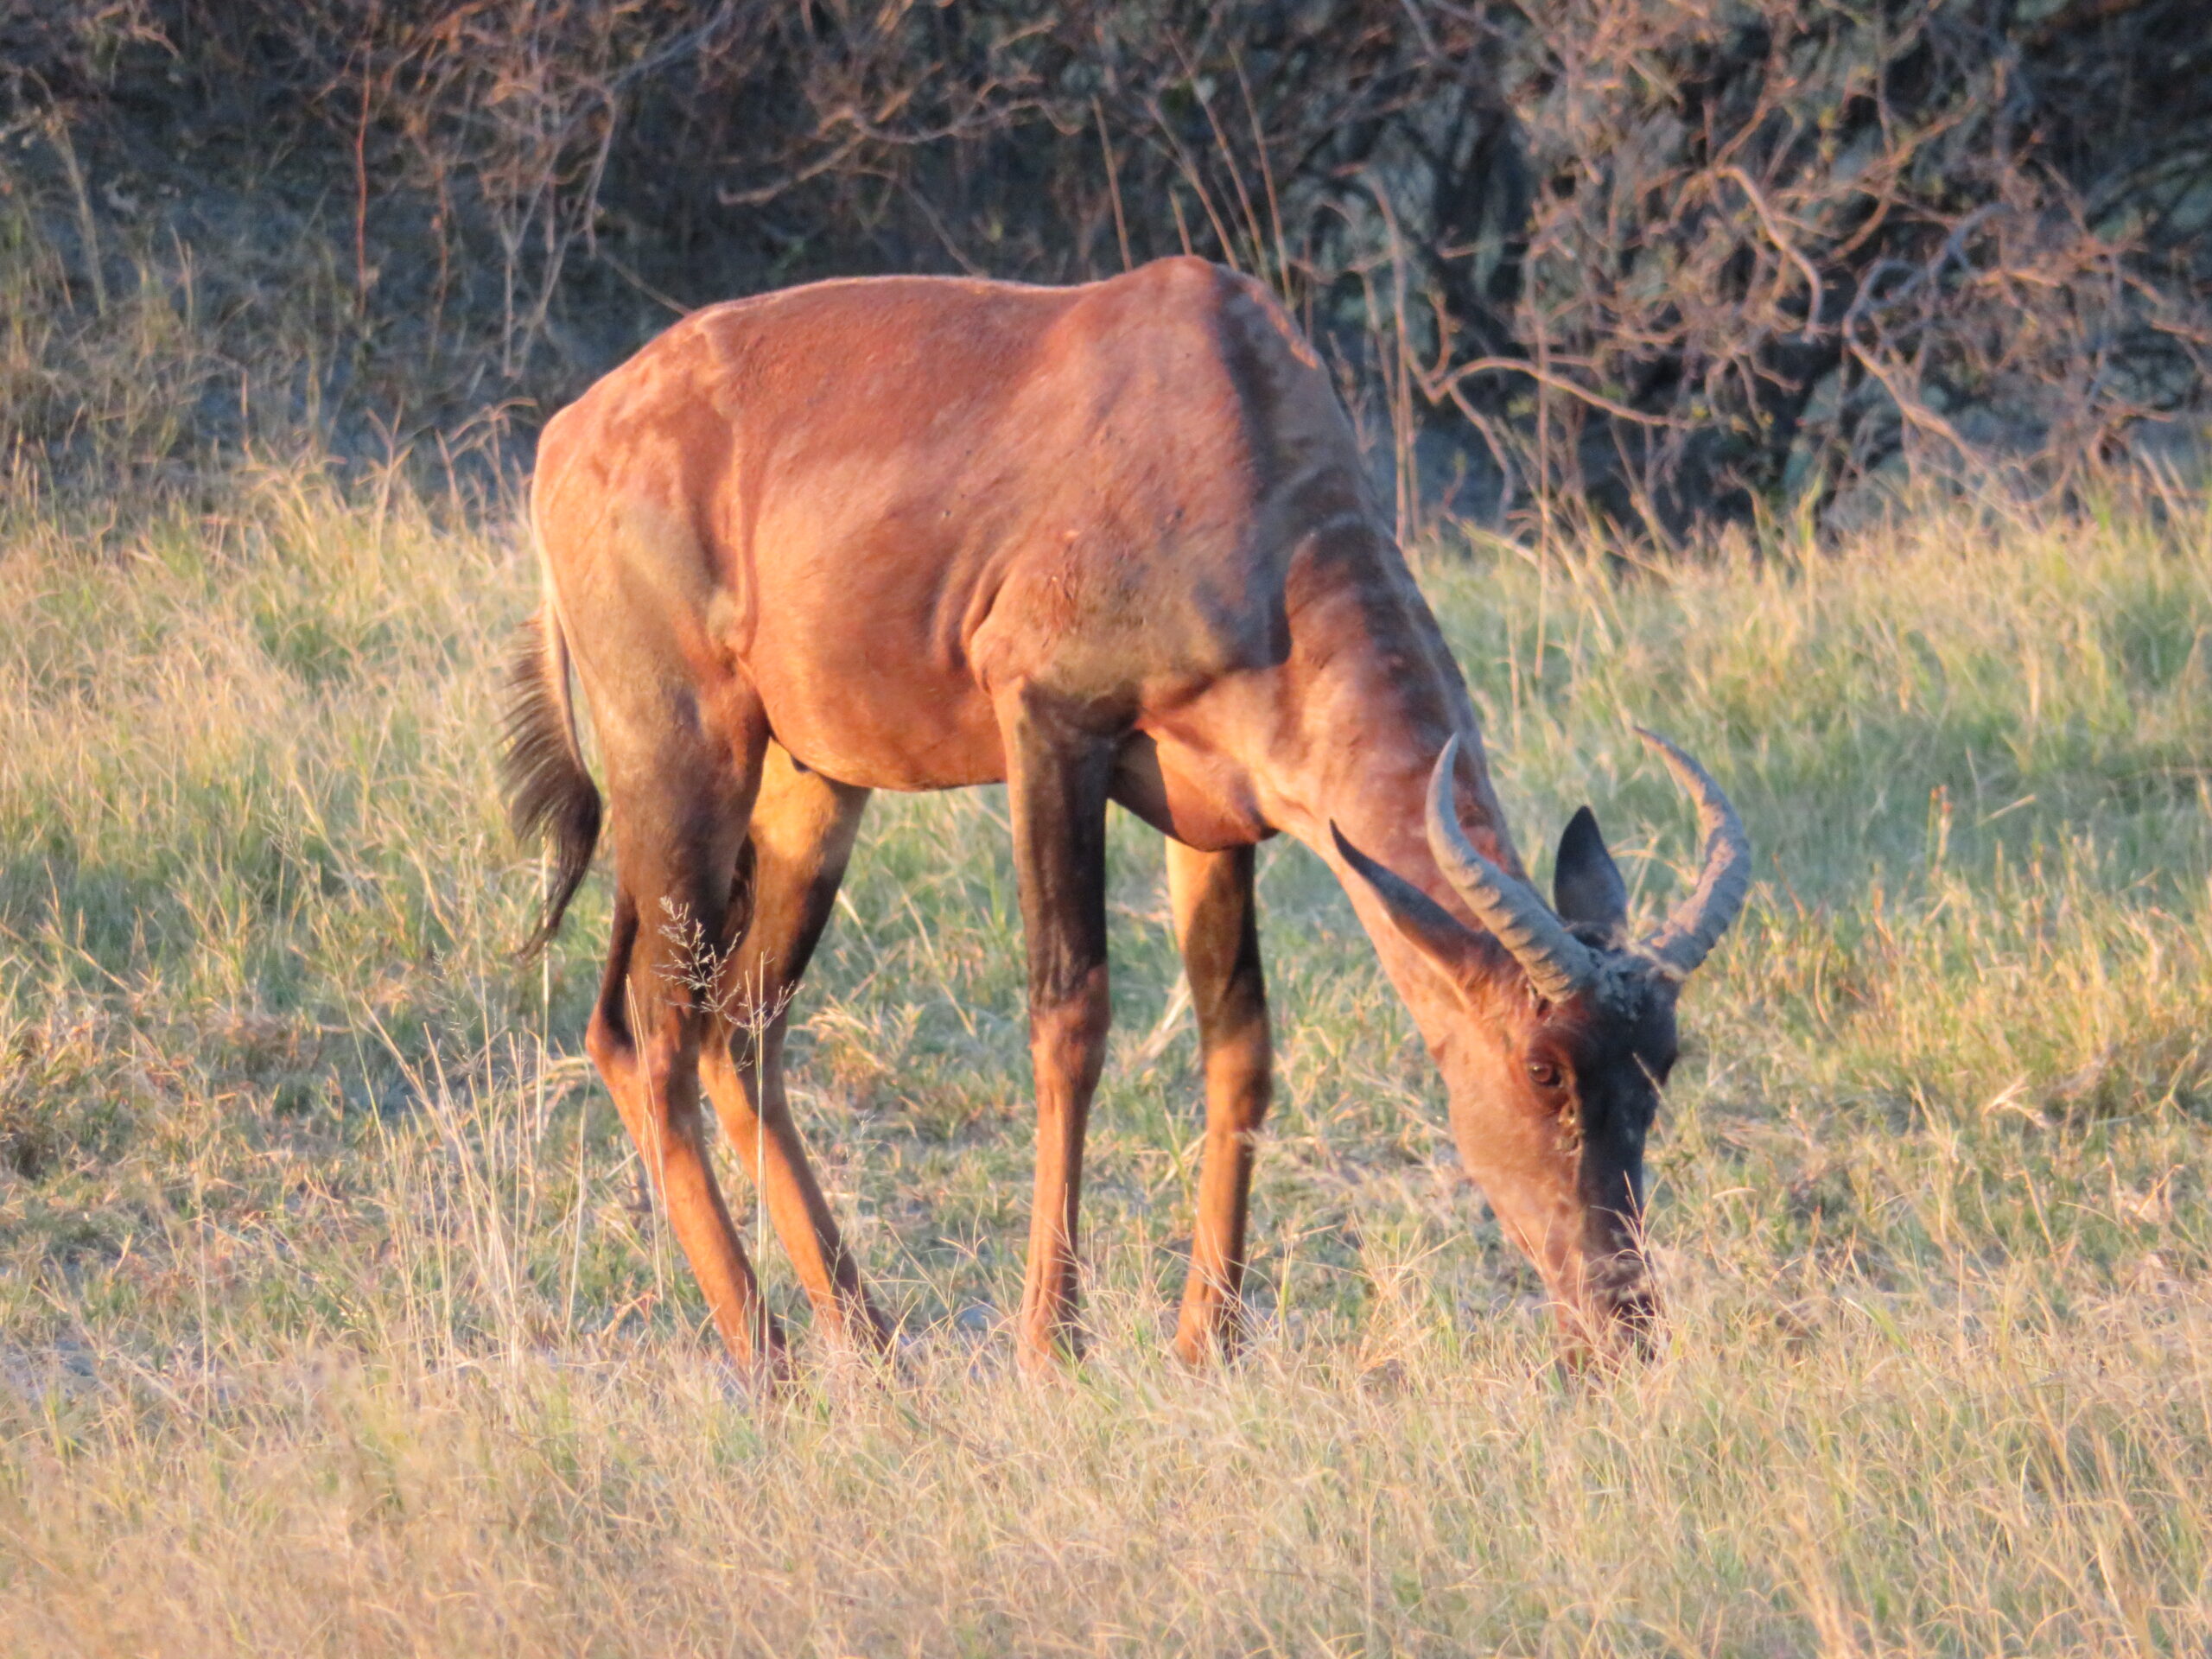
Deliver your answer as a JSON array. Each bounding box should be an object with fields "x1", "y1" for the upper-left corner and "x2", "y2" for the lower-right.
[{"x1": 500, "y1": 608, "x2": 601, "y2": 961}]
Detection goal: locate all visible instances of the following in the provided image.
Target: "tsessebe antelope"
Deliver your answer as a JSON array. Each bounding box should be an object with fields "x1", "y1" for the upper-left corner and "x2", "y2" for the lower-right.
[{"x1": 504, "y1": 257, "x2": 1750, "y2": 1371}]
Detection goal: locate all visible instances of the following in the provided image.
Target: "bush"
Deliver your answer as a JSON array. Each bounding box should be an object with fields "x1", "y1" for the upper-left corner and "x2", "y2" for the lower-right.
[{"x1": 2, "y1": 0, "x2": 2205, "y2": 537}]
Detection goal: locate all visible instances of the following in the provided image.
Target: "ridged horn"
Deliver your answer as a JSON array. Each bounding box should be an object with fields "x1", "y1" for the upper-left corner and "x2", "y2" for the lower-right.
[
  {"x1": 1633, "y1": 728, "x2": 1751, "y2": 979},
  {"x1": 1425, "y1": 735, "x2": 1595, "y2": 1002}
]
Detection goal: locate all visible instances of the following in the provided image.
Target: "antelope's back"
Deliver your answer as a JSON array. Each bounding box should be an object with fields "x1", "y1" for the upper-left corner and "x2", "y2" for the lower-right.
[{"x1": 531, "y1": 257, "x2": 1375, "y2": 791}]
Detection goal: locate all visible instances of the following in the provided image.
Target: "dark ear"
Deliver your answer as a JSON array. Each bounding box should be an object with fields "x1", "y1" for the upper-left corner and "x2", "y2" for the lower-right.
[
  {"x1": 1553, "y1": 806, "x2": 1628, "y2": 942},
  {"x1": 1331, "y1": 823, "x2": 1478, "y2": 979}
]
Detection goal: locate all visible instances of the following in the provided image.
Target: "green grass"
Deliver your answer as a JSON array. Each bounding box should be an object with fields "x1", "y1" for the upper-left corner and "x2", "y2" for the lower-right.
[{"x1": 4, "y1": 457, "x2": 2212, "y2": 1654}]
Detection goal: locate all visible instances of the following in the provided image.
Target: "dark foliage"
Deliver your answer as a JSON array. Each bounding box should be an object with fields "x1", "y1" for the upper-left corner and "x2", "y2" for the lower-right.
[{"x1": 3, "y1": 0, "x2": 2205, "y2": 539}]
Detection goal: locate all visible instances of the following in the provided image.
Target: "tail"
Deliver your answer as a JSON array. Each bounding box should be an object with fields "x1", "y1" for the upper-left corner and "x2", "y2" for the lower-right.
[{"x1": 501, "y1": 578, "x2": 601, "y2": 962}]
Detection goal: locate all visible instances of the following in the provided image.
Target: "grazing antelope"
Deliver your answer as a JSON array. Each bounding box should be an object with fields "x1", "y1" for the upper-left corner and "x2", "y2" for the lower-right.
[{"x1": 504, "y1": 256, "x2": 1749, "y2": 1372}]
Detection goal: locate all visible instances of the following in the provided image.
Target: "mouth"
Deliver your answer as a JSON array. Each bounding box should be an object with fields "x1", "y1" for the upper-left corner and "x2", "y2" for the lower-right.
[
  {"x1": 1550, "y1": 1251, "x2": 1659, "y2": 1363},
  {"x1": 1596, "y1": 1281, "x2": 1660, "y2": 1353}
]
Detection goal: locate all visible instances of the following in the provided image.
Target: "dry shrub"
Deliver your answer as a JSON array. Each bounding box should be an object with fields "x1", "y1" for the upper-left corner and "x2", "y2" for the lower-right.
[{"x1": 0, "y1": 0, "x2": 2205, "y2": 535}]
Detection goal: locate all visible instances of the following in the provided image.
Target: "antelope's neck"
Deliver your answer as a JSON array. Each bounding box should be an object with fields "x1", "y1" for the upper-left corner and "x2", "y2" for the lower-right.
[
  {"x1": 1238, "y1": 537, "x2": 1529, "y2": 1023},
  {"x1": 1263, "y1": 543, "x2": 1519, "y2": 885}
]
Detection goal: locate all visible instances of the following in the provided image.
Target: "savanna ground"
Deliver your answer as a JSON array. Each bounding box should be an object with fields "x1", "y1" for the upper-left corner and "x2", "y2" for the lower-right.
[{"x1": 2, "y1": 432, "x2": 2211, "y2": 1653}]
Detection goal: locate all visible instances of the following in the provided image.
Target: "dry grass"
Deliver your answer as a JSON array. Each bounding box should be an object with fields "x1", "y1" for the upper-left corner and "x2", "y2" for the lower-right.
[{"x1": 3, "y1": 455, "x2": 2212, "y2": 1654}]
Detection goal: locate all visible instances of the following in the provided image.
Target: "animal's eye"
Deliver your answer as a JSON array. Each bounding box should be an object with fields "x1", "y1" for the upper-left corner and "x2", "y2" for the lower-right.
[{"x1": 1526, "y1": 1060, "x2": 1562, "y2": 1090}]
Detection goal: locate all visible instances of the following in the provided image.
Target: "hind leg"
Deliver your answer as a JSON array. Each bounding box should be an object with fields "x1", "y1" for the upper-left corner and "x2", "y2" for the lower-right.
[
  {"x1": 700, "y1": 743, "x2": 893, "y2": 1351},
  {"x1": 584, "y1": 706, "x2": 780, "y2": 1370}
]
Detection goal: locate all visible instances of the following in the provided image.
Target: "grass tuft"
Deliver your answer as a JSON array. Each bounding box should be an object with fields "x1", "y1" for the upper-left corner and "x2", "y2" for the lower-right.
[{"x1": 4, "y1": 470, "x2": 2212, "y2": 1651}]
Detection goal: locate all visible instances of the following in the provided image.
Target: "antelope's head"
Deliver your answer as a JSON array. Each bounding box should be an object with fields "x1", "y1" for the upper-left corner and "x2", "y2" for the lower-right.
[{"x1": 1335, "y1": 729, "x2": 1751, "y2": 1361}]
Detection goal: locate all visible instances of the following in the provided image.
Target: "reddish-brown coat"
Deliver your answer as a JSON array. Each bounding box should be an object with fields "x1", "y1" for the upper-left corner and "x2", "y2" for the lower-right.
[{"x1": 509, "y1": 256, "x2": 1743, "y2": 1371}]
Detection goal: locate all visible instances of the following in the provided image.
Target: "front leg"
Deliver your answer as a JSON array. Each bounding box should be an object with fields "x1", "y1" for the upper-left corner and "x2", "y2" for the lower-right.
[
  {"x1": 1000, "y1": 689, "x2": 1116, "y2": 1370},
  {"x1": 1166, "y1": 842, "x2": 1274, "y2": 1363}
]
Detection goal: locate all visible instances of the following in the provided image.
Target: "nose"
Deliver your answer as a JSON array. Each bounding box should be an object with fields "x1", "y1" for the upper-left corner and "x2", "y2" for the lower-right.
[
  {"x1": 1560, "y1": 1247, "x2": 1659, "y2": 1363},
  {"x1": 1599, "y1": 1280, "x2": 1660, "y2": 1356}
]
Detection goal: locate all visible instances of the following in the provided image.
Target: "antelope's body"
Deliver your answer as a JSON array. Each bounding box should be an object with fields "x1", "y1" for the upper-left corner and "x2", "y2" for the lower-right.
[{"x1": 510, "y1": 256, "x2": 1748, "y2": 1370}]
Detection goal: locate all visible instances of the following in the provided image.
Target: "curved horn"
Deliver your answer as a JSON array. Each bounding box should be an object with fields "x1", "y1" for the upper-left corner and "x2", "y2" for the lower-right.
[
  {"x1": 1634, "y1": 728, "x2": 1752, "y2": 979},
  {"x1": 1425, "y1": 735, "x2": 1595, "y2": 1001}
]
